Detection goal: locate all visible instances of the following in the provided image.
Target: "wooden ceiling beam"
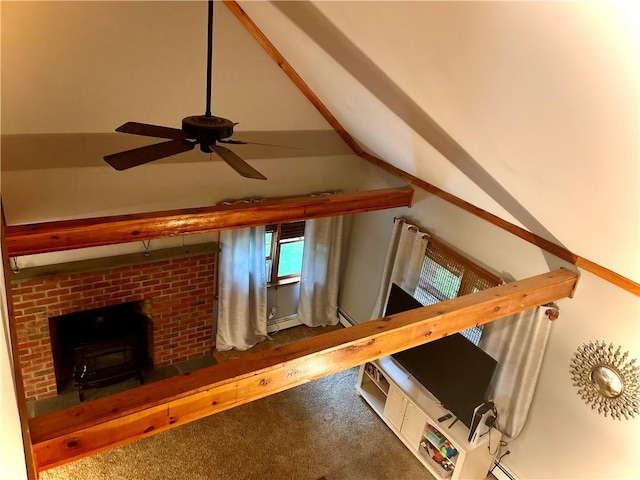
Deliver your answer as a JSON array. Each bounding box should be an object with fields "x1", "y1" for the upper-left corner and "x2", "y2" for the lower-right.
[
  {"x1": 4, "y1": 187, "x2": 413, "y2": 256},
  {"x1": 29, "y1": 268, "x2": 578, "y2": 472}
]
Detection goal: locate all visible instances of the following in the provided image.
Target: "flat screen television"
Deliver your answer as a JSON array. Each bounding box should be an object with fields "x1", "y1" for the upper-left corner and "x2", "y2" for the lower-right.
[{"x1": 385, "y1": 283, "x2": 498, "y2": 429}]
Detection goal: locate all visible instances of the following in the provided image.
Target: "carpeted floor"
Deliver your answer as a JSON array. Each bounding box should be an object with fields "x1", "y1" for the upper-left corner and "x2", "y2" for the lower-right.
[{"x1": 40, "y1": 326, "x2": 436, "y2": 480}]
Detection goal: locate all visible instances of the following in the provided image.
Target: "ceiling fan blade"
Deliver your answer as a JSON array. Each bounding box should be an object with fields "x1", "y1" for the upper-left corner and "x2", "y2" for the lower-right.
[
  {"x1": 116, "y1": 122, "x2": 188, "y2": 140},
  {"x1": 104, "y1": 140, "x2": 194, "y2": 171},
  {"x1": 218, "y1": 138, "x2": 305, "y2": 150},
  {"x1": 210, "y1": 144, "x2": 267, "y2": 180}
]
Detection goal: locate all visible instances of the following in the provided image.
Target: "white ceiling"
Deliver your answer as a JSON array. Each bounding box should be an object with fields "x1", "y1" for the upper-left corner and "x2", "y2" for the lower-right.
[
  {"x1": 1, "y1": 1, "x2": 638, "y2": 282},
  {"x1": 238, "y1": 0, "x2": 639, "y2": 282},
  {"x1": 0, "y1": 1, "x2": 329, "y2": 134}
]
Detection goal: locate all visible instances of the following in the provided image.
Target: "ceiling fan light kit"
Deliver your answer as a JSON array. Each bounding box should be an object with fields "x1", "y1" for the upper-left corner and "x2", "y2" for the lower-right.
[{"x1": 104, "y1": 0, "x2": 267, "y2": 180}]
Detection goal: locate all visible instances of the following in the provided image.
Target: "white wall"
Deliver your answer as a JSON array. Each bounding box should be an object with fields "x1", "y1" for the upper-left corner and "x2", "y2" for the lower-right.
[
  {"x1": 0, "y1": 261, "x2": 29, "y2": 480},
  {"x1": 0, "y1": 3, "x2": 29, "y2": 468},
  {"x1": 241, "y1": 0, "x2": 640, "y2": 283},
  {"x1": 339, "y1": 163, "x2": 640, "y2": 479},
  {"x1": 267, "y1": 284, "x2": 299, "y2": 321},
  {"x1": 1, "y1": 1, "x2": 28, "y2": 474}
]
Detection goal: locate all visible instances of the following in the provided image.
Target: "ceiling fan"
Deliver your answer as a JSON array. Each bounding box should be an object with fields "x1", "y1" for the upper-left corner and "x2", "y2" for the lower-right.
[{"x1": 104, "y1": 0, "x2": 267, "y2": 180}]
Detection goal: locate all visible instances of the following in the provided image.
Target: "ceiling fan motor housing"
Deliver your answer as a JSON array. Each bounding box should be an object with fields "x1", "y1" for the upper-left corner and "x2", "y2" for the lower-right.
[
  {"x1": 104, "y1": 0, "x2": 266, "y2": 179},
  {"x1": 182, "y1": 115, "x2": 235, "y2": 151}
]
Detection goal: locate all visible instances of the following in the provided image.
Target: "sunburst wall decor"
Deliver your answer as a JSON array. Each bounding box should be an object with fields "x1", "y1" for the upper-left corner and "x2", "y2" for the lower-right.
[{"x1": 570, "y1": 341, "x2": 640, "y2": 419}]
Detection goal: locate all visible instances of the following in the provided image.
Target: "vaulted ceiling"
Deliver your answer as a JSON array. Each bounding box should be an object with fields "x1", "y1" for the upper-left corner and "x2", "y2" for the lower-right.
[{"x1": 1, "y1": 1, "x2": 638, "y2": 283}]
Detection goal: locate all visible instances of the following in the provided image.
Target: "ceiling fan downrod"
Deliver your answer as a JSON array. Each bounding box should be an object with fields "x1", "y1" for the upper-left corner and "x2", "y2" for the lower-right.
[
  {"x1": 103, "y1": 0, "x2": 268, "y2": 180},
  {"x1": 205, "y1": 0, "x2": 214, "y2": 117}
]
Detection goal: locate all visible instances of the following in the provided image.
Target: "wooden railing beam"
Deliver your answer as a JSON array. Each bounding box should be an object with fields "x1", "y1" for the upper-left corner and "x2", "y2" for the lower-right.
[
  {"x1": 4, "y1": 187, "x2": 413, "y2": 256},
  {"x1": 30, "y1": 268, "x2": 579, "y2": 472}
]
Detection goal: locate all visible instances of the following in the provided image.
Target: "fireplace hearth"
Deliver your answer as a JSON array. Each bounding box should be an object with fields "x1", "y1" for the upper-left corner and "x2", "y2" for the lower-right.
[{"x1": 49, "y1": 301, "x2": 151, "y2": 399}]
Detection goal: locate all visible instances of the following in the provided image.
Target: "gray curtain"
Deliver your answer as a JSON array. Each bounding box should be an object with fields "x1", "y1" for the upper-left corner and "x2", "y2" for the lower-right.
[
  {"x1": 479, "y1": 305, "x2": 556, "y2": 438},
  {"x1": 297, "y1": 216, "x2": 344, "y2": 327},
  {"x1": 216, "y1": 226, "x2": 269, "y2": 351},
  {"x1": 370, "y1": 219, "x2": 430, "y2": 319}
]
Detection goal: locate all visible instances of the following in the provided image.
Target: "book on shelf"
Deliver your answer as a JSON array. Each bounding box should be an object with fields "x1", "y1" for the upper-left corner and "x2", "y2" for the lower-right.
[
  {"x1": 424, "y1": 424, "x2": 446, "y2": 448},
  {"x1": 365, "y1": 363, "x2": 378, "y2": 380},
  {"x1": 365, "y1": 363, "x2": 374, "y2": 376}
]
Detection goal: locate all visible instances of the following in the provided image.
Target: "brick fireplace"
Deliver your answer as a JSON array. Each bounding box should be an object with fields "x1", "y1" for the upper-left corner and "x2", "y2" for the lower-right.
[{"x1": 11, "y1": 252, "x2": 216, "y2": 401}]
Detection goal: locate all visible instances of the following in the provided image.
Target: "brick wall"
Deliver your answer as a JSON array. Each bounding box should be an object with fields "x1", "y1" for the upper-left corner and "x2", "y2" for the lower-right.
[{"x1": 11, "y1": 254, "x2": 216, "y2": 401}]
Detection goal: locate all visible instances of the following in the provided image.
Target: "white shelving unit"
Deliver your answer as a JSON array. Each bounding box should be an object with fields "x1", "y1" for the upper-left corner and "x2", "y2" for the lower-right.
[{"x1": 357, "y1": 357, "x2": 501, "y2": 480}]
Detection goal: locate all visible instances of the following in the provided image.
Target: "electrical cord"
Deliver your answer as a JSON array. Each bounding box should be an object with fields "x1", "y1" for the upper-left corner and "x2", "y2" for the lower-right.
[
  {"x1": 487, "y1": 406, "x2": 501, "y2": 455},
  {"x1": 269, "y1": 321, "x2": 280, "y2": 336},
  {"x1": 267, "y1": 291, "x2": 279, "y2": 335},
  {"x1": 490, "y1": 447, "x2": 511, "y2": 474},
  {"x1": 489, "y1": 436, "x2": 508, "y2": 457},
  {"x1": 487, "y1": 406, "x2": 511, "y2": 472}
]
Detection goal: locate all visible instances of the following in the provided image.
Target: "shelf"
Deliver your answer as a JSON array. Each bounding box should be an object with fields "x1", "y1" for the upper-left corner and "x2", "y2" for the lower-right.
[
  {"x1": 376, "y1": 356, "x2": 481, "y2": 453},
  {"x1": 423, "y1": 437, "x2": 458, "y2": 466},
  {"x1": 357, "y1": 358, "x2": 501, "y2": 480},
  {"x1": 11, "y1": 242, "x2": 219, "y2": 283},
  {"x1": 358, "y1": 374, "x2": 387, "y2": 415},
  {"x1": 364, "y1": 363, "x2": 390, "y2": 396},
  {"x1": 358, "y1": 362, "x2": 393, "y2": 416},
  {"x1": 419, "y1": 441, "x2": 454, "y2": 479}
]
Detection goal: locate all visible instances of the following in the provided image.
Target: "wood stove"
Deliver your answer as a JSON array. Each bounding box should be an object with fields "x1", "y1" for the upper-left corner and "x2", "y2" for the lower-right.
[
  {"x1": 49, "y1": 301, "x2": 151, "y2": 401},
  {"x1": 74, "y1": 336, "x2": 144, "y2": 401}
]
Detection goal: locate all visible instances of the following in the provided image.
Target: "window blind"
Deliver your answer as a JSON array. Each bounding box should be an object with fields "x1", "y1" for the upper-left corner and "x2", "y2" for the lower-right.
[
  {"x1": 414, "y1": 238, "x2": 502, "y2": 345},
  {"x1": 279, "y1": 221, "x2": 305, "y2": 239}
]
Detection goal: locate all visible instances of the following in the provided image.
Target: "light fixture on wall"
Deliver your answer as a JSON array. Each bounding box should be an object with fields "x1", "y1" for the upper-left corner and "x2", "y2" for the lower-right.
[{"x1": 570, "y1": 341, "x2": 640, "y2": 419}]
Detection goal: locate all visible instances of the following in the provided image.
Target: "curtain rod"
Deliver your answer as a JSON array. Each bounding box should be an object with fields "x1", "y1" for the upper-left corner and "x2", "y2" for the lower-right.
[{"x1": 393, "y1": 216, "x2": 559, "y2": 320}]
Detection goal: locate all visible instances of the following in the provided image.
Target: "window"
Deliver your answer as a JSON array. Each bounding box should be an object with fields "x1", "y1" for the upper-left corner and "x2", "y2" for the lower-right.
[
  {"x1": 265, "y1": 221, "x2": 305, "y2": 285},
  {"x1": 414, "y1": 239, "x2": 502, "y2": 345}
]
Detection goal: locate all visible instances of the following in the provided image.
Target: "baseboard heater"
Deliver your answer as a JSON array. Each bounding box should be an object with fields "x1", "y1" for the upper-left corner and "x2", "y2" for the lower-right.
[
  {"x1": 266, "y1": 310, "x2": 353, "y2": 333},
  {"x1": 267, "y1": 314, "x2": 301, "y2": 333},
  {"x1": 491, "y1": 461, "x2": 517, "y2": 480},
  {"x1": 337, "y1": 308, "x2": 356, "y2": 327}
]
